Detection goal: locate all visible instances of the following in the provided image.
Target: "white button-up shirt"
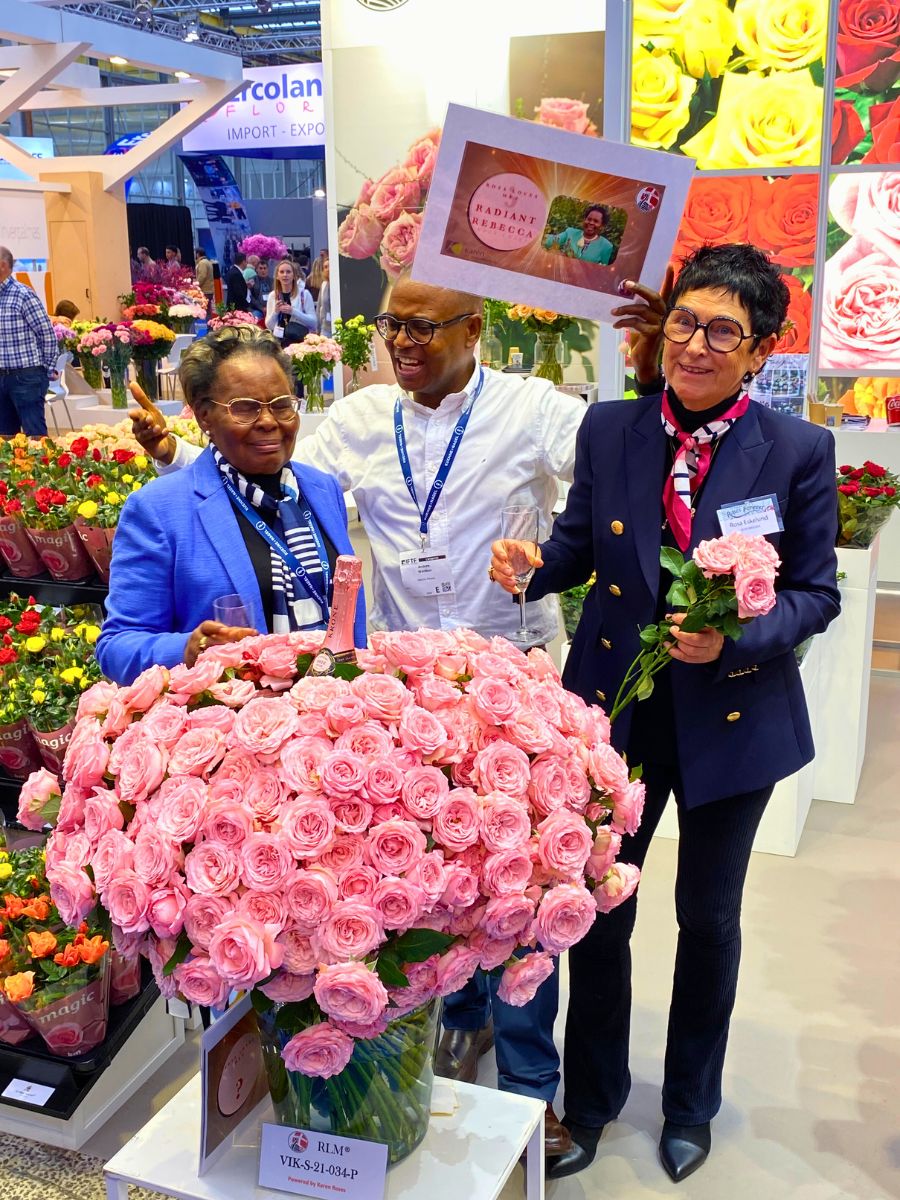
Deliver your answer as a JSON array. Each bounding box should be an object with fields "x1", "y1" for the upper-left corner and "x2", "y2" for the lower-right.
[{"x1": 167, "y1": 364, "x2": 586, "y2": 643}]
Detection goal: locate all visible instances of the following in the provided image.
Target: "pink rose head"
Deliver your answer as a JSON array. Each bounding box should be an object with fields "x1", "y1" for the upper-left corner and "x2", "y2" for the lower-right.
[
  {"x1": 535, "y1": 97, "x2": 595, "y2": 135},
  {"x1": 104, "y1": 870, "x2": 152, "y2": 935},
  {"x1": 481, "y1": 847, "x2": 534, "y2": 898},
  {"x1": 279, "y1": 797, "x2": 336, "y2": 860},
  {"x1": 316, "y1": 899, "x2": 384, "y2": 960},
  {"x1": 48, "y1": 861, "x2": 96, "y2": 927},
  {"x1": 209, "y1": 677, "x2": 258, "y2": 708},
  {"x1": 156, "y1": 775, "x2": 209, "y2": 842},
  {"x1": 284, "y1": 868, "x2": 339, "y2": 931},
  {"x1": 435, "y1": 943, "x2": 481, "y2": 997},
  {"x1": 91, "y1": 828, "x2": 134, "y2": 893},
  {"x1": 183, "y1": 892, "x2": 235, "y2": 950},
  {"x1": 594, "y1": 862, "x2": 641, "y2": 914},
  {"x1": 468, "y1": 929, "x2": 518, "y2": 971},
  {"x1": 534, "y1": 883, "x2": 596, "y2": 954},
  {"x1": 313, "y1": 961, "x2": 389, "y2": 1026},
  {"x1": 324, "y1": 695, "x2": 369, "y2": 734},
  {"x1": 207, "y1": 914, "x2": 283, "y2": 989},
  {"x1": 371, "y1": 875, "x2": 426, "y2": 930},
  {"x1": 405, "y1": 850, "x2": 447, "y2": 904},
  {"x1": 231, "y1": 697, "x2": 300, "y2": 756},
  {"x1": 167, "y1": 657, "x2": 225, "y2": 698},
  {"x1": 321, "y1": 748, "x2": 367, "y2": 798},
  {"x1": 528, "y1": 754, "x2": 574, "y2": 818},
  {"x1": 733, "y1": 534, "x2": 780, "y2": 572},
  {"x1": 63, "y1": 719, "x2": 110, "y2": 790},
  {"x1": 821, "y1": 239, "x2": 900, "y2": 370},
  {"x1": 148, "y1": 881, "x2": 190, "y2": 940},
  {"x1": 370, "y1": 166, "x2": 421, "y2": 226},
  {"x1": 243, "y1": 767, "x2": 287, "y2": 824},
  {"x1": 586, "y1": 827, "x2": 622, "y2": 883},
  {"x1": 693, "y1": 537, "x2": 740, "y2": 578},
  {"x1": 139, "y1": 701, "x2": 189, "y2": 748},
  {"x1": 467, "y1": 675, "x2": 521, "y2": 725},
  {"x1": 536, "y1": 809, "x2": 593, "y2": 880},
  {"x1": 483, "y1": 893, "x2": 536, "y2": 941},
  {"x1": 432, "y1": 788, "x2": 481, "y2": 854},
  {"x1": 398, "y1": 705, "x2": 448, "y2": 759},
  {"x1": 497, "y1": 951, "x2": 556, "y2": 1006},
  {"x1": 190, "y1": 706, "x2": 236, "y2": 737},
  {"x1": 475, "y1": 741, "x2": 531, "y2": 798},
  {"x1": 17, "y1": 768, "x2": 62, "y2": 830},
  {"x1": 174, "y1": 955, "x2": 231, "y2": 1009},
  {"x1": 238, "y1": 889, "x2": 288, "y2": 931},
  {"x1": 440, "y1": 862, "x2": 481, "y2": 910},
  {"x1": 121, "y1": 664, "x2": 169, "y2": 713},
  {"x1": 404, "y1": 133, "x2": 440, "y2": 188},
  {"x1": 280, "y1": 735, "x2": 332, "y2": 792},
  {"x1": 337, "y1": 205, "x2": 384, "y2": 260},
  {"x1": 350, "y1": 672, "x2": 413, "y2": 723},
  {"x1": 241, "y1": 831, "x2": 294, "y2": 893},
  {"x1": 611, "y1": 780, "x2": 645, "y2": 837},
  {"x1": 329, "y1": 796, "x2": 374, "y2": 835},
  {"x1": 505, "y1": 711, "x2": 556, "y2": 757},
  {"x1": 291, "y1": 674, "x2": 350, "y2": 713},
  {"x1": 83, "y1": 787, "x2": 126, "y2": 846},
  {"x1": 114, "y1": 732, "x2": 167, "y2": 805},
  {"x1": 281, "y1": 1022, "x2": 355, "y2": 1078},
  {"x1": 202, "y1": 797, "x2": 253, "y2": 847},
  {"x1": 338, "y1": 863, "x2": 379, "y2": 902},
  {"x1": 335, "y1": 721, "x2": 394, "y2": 761},
  {"x1": 480, "y1": 792, "x2": 532, "y2": 854},
  {"x1": 318, "y1": 834, "x2": 366, "y2": 874},
  {"x1": 366, "y1": 818, "x2": 427, "y2": 874},
  {"x1": 132, "y1": 829, "x2": 181, "y2": 888},
  {"x1": 259, "y1": 972, "x2": 316, "y2": 1003},
  {"x1": 588, "y1": 742, "x2": 630, "y2": 797},
  {"x1": 76, "y1": 680, "x2": 119, "y2": 721},
  {"x1": 380, "y1": 629, "x2": 439, "y2": 675},
  {"x1": 184, "y1": 840, "x2": 242, "y2": 897},
  {"x1": 734, "y1": 568, "x2": 777, "y2": 620},
  {"x1": 379, "y1": 211, "x2": 424, "y2": 283},
  {"x1": 400, "y1": 764, "x2": 449, "y2": 820}
]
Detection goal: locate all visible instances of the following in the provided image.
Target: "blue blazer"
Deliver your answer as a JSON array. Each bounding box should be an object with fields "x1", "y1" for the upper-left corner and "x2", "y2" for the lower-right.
[
  {"x1": 528, "y1": 396, "x2": 841, "y2": 808},
  {"x1": 97, "y1": 447, "x2": 366, "y2": 686}
]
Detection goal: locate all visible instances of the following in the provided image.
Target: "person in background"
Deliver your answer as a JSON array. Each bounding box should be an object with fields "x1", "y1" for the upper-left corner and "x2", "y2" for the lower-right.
[
  {"x1": 195, "y1": 248, "x2": 215, "y2": 314},
  {"x1": 490, "y1": 243, "x2": 841, "y2": 1183},
  {"x1": 165, "y1": 245, "x2": 181, "y2": 264},
  {"x1": 53, "y1": 299, "x2": 80, "y2": 326},
  {"x1": 0, "y1": 244, "x2": 57, "y2": 437},
  {"x1": 306, "y1": 251, "x2": 326, "y2": 302},
  {"x1": 256, "y1": 259, "x2": 273, "y2": 308},
  {"x1": 246, "y1": 255, "x2": 265, "y2": 320},
  {"x1": 99, "y1": 327, "x2": 365, "y2": 687},
  {"x1": 265, "y1": 258, "x2": 316, "y2": 347},
  {"x1": 136, "y1": 247, "x2": 153, "y2": 269},
  {"x1": 244, "y1": 253, "x2": 260, "y2": 284},
  {"x1": 544, "y1": 203, "x2": 615, "y2": 265},
  {"x1": 316, "y1": 256, "x2": 331, "y2": 336},
  {"x1": 225, "y1": 251, "x2": 250, "y2": 311}
]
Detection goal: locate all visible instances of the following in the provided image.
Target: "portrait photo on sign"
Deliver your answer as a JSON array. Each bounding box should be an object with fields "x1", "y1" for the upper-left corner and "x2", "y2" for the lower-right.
[{"x1": 414, "y1": 104, "x2": 695, "y2": 323}]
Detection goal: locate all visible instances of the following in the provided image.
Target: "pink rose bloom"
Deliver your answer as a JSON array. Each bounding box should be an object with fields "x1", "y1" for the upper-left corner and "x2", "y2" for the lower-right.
[
  {"x1": 107, "y1": 722, "x2": 147, "y2": 774},
  {"x1": 282, "y1": 1022, "x2": 355, "y2": 1078},
  {"x1": 83, "y1": 788, "x2": 126, "y2": 847},
  {"x1": 167, "y1": 727, "x2": 226, "y2": 777},
  {"x1": 76, "y1": 680, "x2": 119, "y2": 721},
  {"x1": 280, "y1": 735, "x2": 332, "y2": 792},
  {"x1": 317, "y1": 899, "x2": 384, "y2": 960},
  {"x1": 91, "y1": 828, "x2": 134, "y2": 893},
  {"x1": 404, "y1": 131, "x2": 440, "y2": 187},
  {"x1": 284, "y1": 869, "x2": 339, "y2": 931},
  {"x1": 338, "y1": 863, "x2": 379, "y2": 902},
  {"x1": 167, "y1": 657, "x2": 224, "y2": 697},
  {"x1": 121, "y1": 664, "x2": 168, "y2": 713},
  {"x1": 241, "y1": 832, "x2": 294, "y2": 893},
  {"x1": 534, "y1": 883, "x2": 596, "y2": 953},
  {"x1": 581, "y1": 706, "x2": 612, "y2": 749},
  {"x1": 412, "y1": 675, "x2": 460, "y2": 711},
  {"x1": 356, "y1": 178, "x2": 377, "y2": 207},
  {"x1": 452, "y1": 628, "x2": 491, "y2": 655},
  {"x1": 820, "y1": 238, "x2": 900, "y2": 369},
  {"x1": 469, "y1": 651, "x2": 521, "y2": 684},
  {"x1": 257, "y1": 640, "x2": 299, "y2": 679},
  {"x1": 184, "y1": 893, "x2": 235, "y2": 950},
  {"x1": 733, "y1": 534, "x2": 780, "y2": 571},
  {"x1": 398, "y1": 705, "x2": 447, "y2": 758},
  {"x1": 497, "y1": 951, "x2": 556, "y2": 1005},
  {"x1": 432, "y1": 789, "x2": 481, "y2": 853},
  {"x1": 334, "y1": 721, "x2": 394, "y2": 762},
  {"x1": 48, "y1": 862, "x2": 96, "y2": 927},
  {"x1": 279, "y1": 798, "x2": 336, "y2": 859},
  {"x1": 351, "y1": 673, "x2": 412, "y2": 723},
  {"x1": 318, "y1": 834, "x2": 366, "y2": 873},
  {"x1": 147, "y1": 936, "x2": 178, "y2": 999},
  {"x1": 363, "y1": 758, "x2": 405, "y2": 805},
  {"x1": 535, "y1": 97, "x2": 597, "y2": 135},
  {"x1": 440, "y1": 863, "x2": 481, "y2": 909},
  {"x1": 212, "y1": 747, "x2": 259, "y2": 786},
  {"x1": 105, "y1": 870, "x2": 152, "y2": 935},
  {"x1": 435, "y1": 944, "x2": 480, "y2": 997},
  {"x1": 101, "y1": 694, "x2": 131, "y2": 737},
  {"x1": 63, "y1": 719, "x2": 110, "y2": 790},
  {"x1": 132, "y1": 829, "x2": 181, "y2": 888},
  {"x1": 589, "y1": 742, "x2": 630, "y2": 796},
  {"x1": 594, "y1": 862, "x2": 641, "y2": 913},
  {"x1": 139, "y1": 700, "x2": 190, "y2": 747},
  {"x1": 525, "y1": 646, "x2": 561, "y2": 682},
  {"x1": 201, "y1": 798, "x2": 254, "y2": 847},
  {"x1": 259, "y1": 972, "x2": 316, "y2": 1003},
  {"x1": 314, "y1": 961, "x2": 389, "y2": 1026},
  {"x1": 370, "y1": 166, "x2": 421, "y2": 226},
  {"x1": 380, "y1": 629, "x2": 438, "y2": 674},
  {"x1": 324, "y1": 694, "x2": 368, "y2": 734},
  {"x1": 17, "y1": 768, "x2": 62, "y2": 831},
  {"x1": 231, "y1": 697, "x2": 300, "y2": 756},
  {"x1": 209, "y1": 676, "x2": 259, "y2": 708},
  {"x1": 190, "y1": 706, "x2": 236, "y2": 736},
  {"x1": 330, "y1": 796, "x2": 374, "y2": 835},
  {"x1": 372, "y1": 875, "x2": 425, "y2": 930},
  {"x1": 46, "y1": 828, "x2": 91, "y2": 872},
  {"x1": 184, "y1": 840, "x2": 242, "y2": 896},
  {"x1": 467, "y1": 676, "x2": 521, "y2": 725},
  {"x1": 337, "y1": 205, "x2": 384, "y2": 259},
  {"x1": 148, "y1": 881, "x2": 190, "y2": 939},
  {"x1": 481, "y1": 848, "x2": 534, "y2": 898},
  {"x1": 208, "y1": 914, "x2": 284, "y2": 989},
  {"x1": 112, "y1": 924, "x2": 146, "y2": 958},
  {"x1": 403, "y1": 851, "x2": 445, "y2": 905},
  {"x1": 450, "y1": 751, "x2": 479, "y2": 790},
  {"x1": 401, "y1": 765, "x2": 449, "y2": 820},
  {"x1": 156, "y1": 776, "x2": 209, "y2": 843},
  {"x1": 290, "y1": 674, "x2": 349, "y2": 713},
  {"x1": 536, "y1": 809, "x2": 593, "y2": 879},
  {"x1": 321, "y1": 749, "x2": 368, "y2": 799},
  {"x1": 480, "y1": 793, "x2": 532, "y2": 853},
  {"x1": 734, "y1": 568, "x2": 777, "y2": 619},
  {"x1": 380, "y1": 211, "x2": 423, "y2": 283},
  {"x1": 434, "y1": 650, "x2": 468, "y2": 680},
  {"x1": 277, "y1": 928, "x2": 317, "y2": 974},
  {"x1": 468, "y1": 929, "x2": 518, "y2": 971},
  {"x1": 483, "y1": 893, "x2": 535, "y2": 941},
  {"x1": 366, "y1": 818, "x2": 426, "y2": 874},
  {"x1": 693, "y1": 537, "x2": 740, "y2": 578},
  {"x1": 244, "y1": 767, "x2": 287, "y2": 824},
  {"x1": 586, "y1": 827, "x2": 622, "y2": 882},
  {"x1": 238, "y1": 889, "x2": 287, "y2": 931},
  {"x1": 175, "y1": 955, "x2": 231, "y2": 1009},
  {"x1": 505, "y1": 711, "x2": 556, "y2": 757},
  {"x1": 611, "y1": 780, "x2": 645, "y2": 837},
  {"x1": 115, "y1": 734, "x2": 167, "y2": 804},
  {"x1": 475, "y1": 741, "x2": 531, "y2": 798}
]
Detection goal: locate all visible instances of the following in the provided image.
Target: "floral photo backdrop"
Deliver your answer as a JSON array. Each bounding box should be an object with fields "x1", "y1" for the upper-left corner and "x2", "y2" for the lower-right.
[
  {"x1": 832, "y1": 0, "x2": 900, "y2": 163},
  {"x1": 631, "y1": 0, "x2": 828, "y2": 168}
]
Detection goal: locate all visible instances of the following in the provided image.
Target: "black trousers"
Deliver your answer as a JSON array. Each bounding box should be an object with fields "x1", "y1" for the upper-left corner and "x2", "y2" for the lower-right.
[{"x1": 563, "y1": 760, "x2": 772, "y2": 1127}]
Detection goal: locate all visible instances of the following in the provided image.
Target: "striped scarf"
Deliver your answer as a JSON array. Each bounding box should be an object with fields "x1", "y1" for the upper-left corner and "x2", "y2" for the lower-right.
[
  {"x1": 661, "y1": 390, "x2": 749, "y2": 550},
  {"x1": 212, "y1": 447, "x2": 327, "y2": 633}
]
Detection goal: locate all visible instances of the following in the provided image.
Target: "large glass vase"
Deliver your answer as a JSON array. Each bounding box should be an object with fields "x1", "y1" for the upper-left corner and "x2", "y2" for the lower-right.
[
  {"x1": 135, "y1": 358, "x2": 160, "y2": 403},
  {"x1": 257, "y1": 1000, "x2": 440, "y2": 1165},
  {"x1": 531, "y1": 331, "x2": 564, "y2": 385},
  {"x1": 108, "y1": 361, "x2": 129, "y2": 409}
]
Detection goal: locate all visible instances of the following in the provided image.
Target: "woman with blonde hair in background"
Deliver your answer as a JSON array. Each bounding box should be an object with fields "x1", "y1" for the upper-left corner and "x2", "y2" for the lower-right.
[{"x1": 265, "y1": 258, "x2": 316, "y2": 349}]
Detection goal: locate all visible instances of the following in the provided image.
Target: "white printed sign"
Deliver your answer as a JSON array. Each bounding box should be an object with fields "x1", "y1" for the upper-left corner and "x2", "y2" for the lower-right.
[
  {"x1": 2, "y1": 1078, "x2": 55, "y2": 1106},
  {"x1": 258, "y1": 1123, "x2": 388, "y2": 1200},
  {"x1": 182, "y1": 63, "x2": 325, "y2": 153},
  {"x1": 0, "y1": 191, "x2": 49, "y2": 263}
]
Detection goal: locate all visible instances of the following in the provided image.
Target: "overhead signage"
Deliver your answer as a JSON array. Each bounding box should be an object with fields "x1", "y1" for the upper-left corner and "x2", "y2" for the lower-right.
[
  {"x1": 0, "y1": 137, "x2": 54, "y2": 183},
  {"x1": 182, "y1": 62, "x2": 325, "y2": 154}
]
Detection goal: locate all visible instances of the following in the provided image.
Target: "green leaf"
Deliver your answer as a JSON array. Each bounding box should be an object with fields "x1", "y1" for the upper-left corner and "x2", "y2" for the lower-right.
[
  {"x1": 809, "y1": 57, "x2": 824, "y2": 88},
  {"x1": 375, "y1": 954, "x2": 410, "y2": 989},
  {"x1": 392, "y1": 928, "x2": 455, "y2": 963},
  {"x1": 274, "y1": 999, "x2": 320, "y2": 1032},
  {"x1": 682, "y1": 561, "x2": 705, "y2": 594},
  {"x1": 721, "y1": 611, "x2": 743, "y2": 641},
  {"x1": 666, "y1": 582, "x2": 691, "y2": 609},
  {"x1": 638, "y1": 624, "x2": 661, "y2": 647},
  {"x1": 162, "y1": 932, "x2": 192, "y2": 977},
  {"x1": 659, "y1": 547, "x2": 685, "y2": 578},
  {"x1": 629, "y1": 763, "x2": 644, "y2": 782},
  {"x1": 636, "y1": 676, "x2": 655, "y2": 701},
  {"x1": 333, "y1": 662, "x2": 364, "y2": 681},
  {"x1": 679, "y1": 606, "x2": 709, "y2": 633}
]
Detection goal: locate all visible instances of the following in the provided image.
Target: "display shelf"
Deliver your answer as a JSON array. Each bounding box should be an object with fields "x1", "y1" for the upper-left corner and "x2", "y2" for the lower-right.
[{"x1": 0, "y1": 569, "x2": 108, "y2": 608}]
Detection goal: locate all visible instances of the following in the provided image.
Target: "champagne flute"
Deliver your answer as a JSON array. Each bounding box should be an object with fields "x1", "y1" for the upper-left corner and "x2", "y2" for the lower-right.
[{"x1": 501, "y1": 504, "x2": 540, "y2": 644}]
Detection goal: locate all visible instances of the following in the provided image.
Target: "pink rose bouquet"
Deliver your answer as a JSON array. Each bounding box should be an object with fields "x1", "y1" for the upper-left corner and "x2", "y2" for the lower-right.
[{"x1": 610, "y1": 534, "x2": 780, "y2": 721}]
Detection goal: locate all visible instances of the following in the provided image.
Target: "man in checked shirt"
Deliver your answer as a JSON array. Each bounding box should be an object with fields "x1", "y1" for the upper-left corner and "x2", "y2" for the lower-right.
[{"x1": 0, "y1": 245, "x2": 58, "y2": 437}]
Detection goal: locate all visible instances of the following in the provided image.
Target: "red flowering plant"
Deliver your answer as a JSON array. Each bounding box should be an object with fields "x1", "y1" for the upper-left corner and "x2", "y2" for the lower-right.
[{"x1": 836, "y1": 460, "x2": 900, "y2": 547}]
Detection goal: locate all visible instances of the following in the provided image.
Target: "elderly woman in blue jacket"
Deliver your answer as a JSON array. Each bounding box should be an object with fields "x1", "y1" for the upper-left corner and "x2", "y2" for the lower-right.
[
  {"x1": 544, "y1": 204, "x2": 614, "y2": 264},
  {"x1": 97, "y1": 327, "x2": 365, "y2": 685}
]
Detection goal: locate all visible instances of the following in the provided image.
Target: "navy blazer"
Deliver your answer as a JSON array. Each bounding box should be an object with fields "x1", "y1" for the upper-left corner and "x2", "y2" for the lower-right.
[
  {"x1": 97, "y1": 447, "x2": 366, "y2": 685},
  {"x1": 528, "y1": 396, "x2": 841, "y2": 808}
]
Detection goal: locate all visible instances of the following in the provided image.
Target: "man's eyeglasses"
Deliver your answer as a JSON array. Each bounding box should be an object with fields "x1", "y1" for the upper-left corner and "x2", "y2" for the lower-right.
[
  {"x1": 663, "y1": 307, "x2": 758, "y2": 354},
  {"x1": 207, "y1": 395, "x2": 300, "y2": 425},
  {"x1": 374, "y1": 312, "x2": 475, "y2": 346}
]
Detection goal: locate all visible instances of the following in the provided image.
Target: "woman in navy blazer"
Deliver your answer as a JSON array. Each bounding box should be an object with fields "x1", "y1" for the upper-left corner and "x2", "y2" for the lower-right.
[
  {"x1": 491, "y1": 246, "x2": 840, "y2": 1183},
  {"x1": 98, "y1": 328, "x2": 365, "y2": 686}
]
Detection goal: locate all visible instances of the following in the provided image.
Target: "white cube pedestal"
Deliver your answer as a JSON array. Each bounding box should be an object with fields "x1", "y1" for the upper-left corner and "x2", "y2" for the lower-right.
[{"x1": 812, "y1": 537, "x2": 879, "y2": 805}]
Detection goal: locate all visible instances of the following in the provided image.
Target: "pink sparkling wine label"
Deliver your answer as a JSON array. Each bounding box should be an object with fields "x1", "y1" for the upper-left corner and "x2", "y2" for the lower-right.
[{"x1": 467, "y1": 173, "x2": 547, "y2": 251}]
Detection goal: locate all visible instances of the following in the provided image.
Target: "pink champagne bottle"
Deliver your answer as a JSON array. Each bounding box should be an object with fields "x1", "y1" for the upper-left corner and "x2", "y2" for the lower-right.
[{"x1": 306, "y1": 555, "x2": 362, "y2": 676}]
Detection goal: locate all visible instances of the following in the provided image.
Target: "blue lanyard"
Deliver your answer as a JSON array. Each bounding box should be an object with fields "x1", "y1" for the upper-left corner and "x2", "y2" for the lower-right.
[
  {"x1": 394, "y1": 366, "x2": 485, "y2": 544},
  {"x1": 222, "y1": 475, "x2": 331, "y2": 616}
]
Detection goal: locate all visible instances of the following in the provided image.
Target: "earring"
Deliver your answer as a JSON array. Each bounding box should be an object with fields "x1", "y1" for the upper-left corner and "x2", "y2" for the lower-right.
[{"x1": 741, "y1": 370, "x2": 755, "y2": 389}]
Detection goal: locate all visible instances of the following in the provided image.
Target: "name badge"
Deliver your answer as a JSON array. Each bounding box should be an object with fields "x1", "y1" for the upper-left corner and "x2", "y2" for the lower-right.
[
  {"x1": 400, "y1": 550, "x2": 455, "y2": 597},
  {"x1": 717, "y1": 493, "x2": 783, "y2": 536},
  {"x1": 273, "y1": 325, "x2": 285, "y2": 339}
]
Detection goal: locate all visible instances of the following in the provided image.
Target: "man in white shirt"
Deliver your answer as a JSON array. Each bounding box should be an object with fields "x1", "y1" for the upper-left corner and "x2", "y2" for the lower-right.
[{"x1": 130, "y1": 278, "x2": 586, "y2": 1157}]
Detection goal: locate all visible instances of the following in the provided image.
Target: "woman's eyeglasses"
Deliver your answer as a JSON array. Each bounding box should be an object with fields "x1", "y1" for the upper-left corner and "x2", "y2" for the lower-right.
[
  {"x1": 374, "y1": 312, "x2": 475, "y2": 345},
  {"x1": 207, "y1": 395, "x2": 300, "y2": 425},
  {"x1": 663, "y1": 307, "x2": 757, "y2": 354}
]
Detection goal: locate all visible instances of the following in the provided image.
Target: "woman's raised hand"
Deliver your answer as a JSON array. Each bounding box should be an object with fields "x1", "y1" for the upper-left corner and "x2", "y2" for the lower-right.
[
  {"x1": 129, "y1": 382, "x2": 177, "y2": 465},
  {"x1": 610, "y1": 265, "x2": 674, "y2": 387},
  {"x1": 490, "y1": 539, "x2": 544, "y2": 594},
  {"x1": 184, "y1": 620, "x2": 259, "y2": 667}
]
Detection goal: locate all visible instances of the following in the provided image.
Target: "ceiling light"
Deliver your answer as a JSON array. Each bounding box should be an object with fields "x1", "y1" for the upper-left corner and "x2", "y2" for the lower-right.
[
  {"x1": 313, "y1": 188, "x2": 326, "y2": 198},
  {"x1": 182, "y1": 14, "x2": 200, "y2": 42},
  {"x1": 109, "y1": 56, "x2": 129, "y2": 65},
  {"x1": 174, "y1": 70, "x2": 191, "y2": 79},
  {"x1": 134, "y1": 0, "x2": 153, "y2": 27}
]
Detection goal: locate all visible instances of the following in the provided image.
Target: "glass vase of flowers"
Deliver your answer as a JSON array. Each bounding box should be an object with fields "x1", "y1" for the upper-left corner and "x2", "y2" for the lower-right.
[
  {"x1": 130, "y1": 319, "x2": 177, "y2": 404},
  {"x1": 286, "y1": 336, "x2": 343, "y2": 413},
  {"x1": 333, "y1": 316, "x2": 375, "y2": 392},
  {"x1": 506, "y1": 306, "x2": 575, "y2": 386}
]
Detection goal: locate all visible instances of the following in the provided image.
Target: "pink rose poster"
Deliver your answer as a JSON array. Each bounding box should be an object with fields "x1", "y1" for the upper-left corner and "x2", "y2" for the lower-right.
[{"x1": 413, "y1": 104, "x2": 695, "y2": 322}]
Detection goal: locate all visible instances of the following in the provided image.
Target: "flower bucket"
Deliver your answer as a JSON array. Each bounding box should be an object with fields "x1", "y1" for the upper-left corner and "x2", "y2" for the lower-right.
[
  {"x1": 26, "y1": 525, "x2": 93, "y2": 582},
  {"x1": 73, "y1": 519, "x2": 115, "y2": 584},
  {"x1": 28, "y1": 719, "x2": 75, "y2": 776},
  {"x1": 0, "y1": 995, "x2": 34, "y2": 1046},
  {"x1": 0, "y1": 515, "x2": 44, "y2": 578},
  {"x1": 0, "y1": 718, "x2": 43, "y2": 779},
  {"x1": 531, "y1": 331, "x2": 564, "y2": 385},
  {"x1": 109, "y1": 950, "x2": 142, "y2": 1006},
  {"x1": 17, "y1": 956, "x2": 110, "y2": 1057},
  {"x1": 257, "y1": 1000, "x2": 441, "y2": 1165}
]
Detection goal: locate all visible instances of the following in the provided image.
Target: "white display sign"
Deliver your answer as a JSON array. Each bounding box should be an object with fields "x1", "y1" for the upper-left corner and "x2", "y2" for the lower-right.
[
  {"x1": 182, "y1": 62, "x2": 325, "y2": 153},
  {"x1": 0, "y1": 137, "x2": 54, "y2": 183},
  {"x1": 0, "y1": 190, "x2": 49, "y2": 264},
  {"x1": 258, "y1": 1122, "x2": 388, "y2": 1200},
  {"x1": 2, "y1": 1078, "x2": 55, "y2": 1106}
]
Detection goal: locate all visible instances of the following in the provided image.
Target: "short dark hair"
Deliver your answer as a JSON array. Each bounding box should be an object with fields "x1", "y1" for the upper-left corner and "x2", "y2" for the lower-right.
[
  {"x1": 584, "y1": 204, "x2": 608, "y2": 225},
  {"x1": 54, "y1": 299, "x2": 79, "y2": 320},
  {"x1": 670, "y1": 243, "x2": 789, "y2": 340},
  {"x1": 166, "y1": 245, "x2": 179, "y2": 254},
  {"x1": 178, "y1": 327, "x2": 292, "y2": 412},
  {"x1": 233, "y1": 251, "x2": 247, "y2": 266}
]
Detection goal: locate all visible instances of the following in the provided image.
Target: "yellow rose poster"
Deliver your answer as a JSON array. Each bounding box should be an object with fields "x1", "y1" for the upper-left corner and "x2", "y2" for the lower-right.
[
  {"x1": 631, "y1": 0, "x2": 828, "y2": 169},
  {"x1": 413, "y1": 104, "x2": 694, "y2": 322}
]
